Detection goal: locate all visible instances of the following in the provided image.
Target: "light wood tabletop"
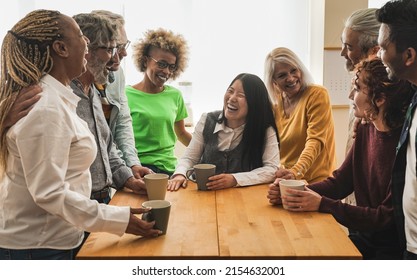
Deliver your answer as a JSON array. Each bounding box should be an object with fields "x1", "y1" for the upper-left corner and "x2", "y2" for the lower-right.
[
  {"x1": 76, "y1": 183, "x2": 362, "y2": 259},
  {"x1": 76, "y1": 186, "x2": 218, "y2": 259},
  {"x1": 216, "y1": 185, "x2": 362, "y2": 259}
]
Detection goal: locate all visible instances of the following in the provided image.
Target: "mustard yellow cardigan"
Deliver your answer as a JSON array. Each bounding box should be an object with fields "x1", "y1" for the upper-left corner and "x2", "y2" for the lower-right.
[{"x1": 274, "y1": 85, "x2": 336, "y2": 183}]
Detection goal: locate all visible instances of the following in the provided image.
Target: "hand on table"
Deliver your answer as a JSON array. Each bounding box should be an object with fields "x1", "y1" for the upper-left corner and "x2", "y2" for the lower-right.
[
  {"x1": 124, "y1": 176, "x2": 147, "y2": 194},
  {"x1": 167, "y1": 174, "x2": 187, "y2": 191},
  {"x1": 206, "y1": 173, "x2": 237, "y2": 190}
]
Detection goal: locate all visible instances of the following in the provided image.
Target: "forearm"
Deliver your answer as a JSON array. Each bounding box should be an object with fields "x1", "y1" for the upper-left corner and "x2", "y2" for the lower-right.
[
  {"x1": 290, "y1": 138, "x2": 323, "y2": 179},
  {"x1": 109, "y1": 142, "x2": 134, "y2": 189},
  {"x1": 233, "y1": 165, "x2": 277, "y2": 186},
  {"x1": 113, "y1": 108, "x2": 140, "y2": 167},
  {"x1": 177, "y1": 130, "x2": 192, "y2": 146},
  {"x1": 319, "y1": 196, "x2": 395, "y2": 231}
]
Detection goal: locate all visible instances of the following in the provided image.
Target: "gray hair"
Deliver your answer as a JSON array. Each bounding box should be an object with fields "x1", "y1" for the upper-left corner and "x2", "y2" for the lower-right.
[
  {"x1": 344, "y1": 8, "x2": 380, "y2": 54},
  {"x1": 73, "y1": 13, "x2": 117, "y2": 48},
  {"x1": 91, "y1": 10, "x2": 125, "y2": 28}
]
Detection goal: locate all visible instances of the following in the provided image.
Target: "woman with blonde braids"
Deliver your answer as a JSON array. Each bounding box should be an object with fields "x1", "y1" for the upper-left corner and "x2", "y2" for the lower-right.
[{"x1": 0, "y1": 10, "x2": 159, "y2": 260}]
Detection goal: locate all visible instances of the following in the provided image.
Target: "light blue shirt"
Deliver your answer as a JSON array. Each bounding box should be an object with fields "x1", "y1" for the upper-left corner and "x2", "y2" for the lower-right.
[{"x1": 106, "y1": 68, "x2": 141, "y2": 167}]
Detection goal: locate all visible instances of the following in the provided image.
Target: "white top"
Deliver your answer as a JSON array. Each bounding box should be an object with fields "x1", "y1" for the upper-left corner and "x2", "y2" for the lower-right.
[
  {"x1": 173, "y1": 112, "x2": 279, "y2": 186},
  {"x1": 404, "y1": 109, "x2": 417, "y2": 254},
  {"x1": 0, "y1": 75, "x2": 129, "y2": 250}
]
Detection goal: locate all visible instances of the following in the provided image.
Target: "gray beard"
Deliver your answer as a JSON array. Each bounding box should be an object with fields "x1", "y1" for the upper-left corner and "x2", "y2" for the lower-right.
[
  {"x1": 87, "y1": 58, "x2": 108, "y2": 84},
  {"x1": 345, "y1": 60, "x2": 355, "y2": 72},
  {"x1": 108, "y1": 71, "x2": 115, "y2": 83}
]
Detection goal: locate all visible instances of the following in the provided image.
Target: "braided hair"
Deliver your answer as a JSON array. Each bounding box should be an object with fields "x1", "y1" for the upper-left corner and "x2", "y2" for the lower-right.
[{"x1": 0, "y1": 9, "x2": 62, "y2": 170}]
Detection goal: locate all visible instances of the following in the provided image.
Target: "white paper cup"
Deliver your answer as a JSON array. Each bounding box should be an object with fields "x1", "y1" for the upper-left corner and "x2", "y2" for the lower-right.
[{"x1": 279, "y1": 179, "x2": 305, "y2": 210}]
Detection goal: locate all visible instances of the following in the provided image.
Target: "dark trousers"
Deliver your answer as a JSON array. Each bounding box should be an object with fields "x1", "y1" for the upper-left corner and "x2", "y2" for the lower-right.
[
  {"x1": 349, "y1": 230, "x2": 402, "y2": 260},
  {"x1": 404, "y1": 250, "x2": 417, "y2": 260},
  {"x1": 0, "y1": 247, "x2": 76, "y2": 260}
]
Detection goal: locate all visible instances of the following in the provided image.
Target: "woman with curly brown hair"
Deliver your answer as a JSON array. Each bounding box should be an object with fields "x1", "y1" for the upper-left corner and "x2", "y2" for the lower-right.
[
  {"x1": 126, "y1": 28, "x2": 191, "y2": 175},
  {"x1": 268, "y1": 57, "x2": 414, "y2": 259}
]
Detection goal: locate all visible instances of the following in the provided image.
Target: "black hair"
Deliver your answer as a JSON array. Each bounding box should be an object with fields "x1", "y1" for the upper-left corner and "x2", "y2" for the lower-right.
[
  {"x1": 376, "y1": 0, "x2": 417, "y2": 52},
  {"x1": 219, "y1": 73, "x2": 278, "y2": 169}
]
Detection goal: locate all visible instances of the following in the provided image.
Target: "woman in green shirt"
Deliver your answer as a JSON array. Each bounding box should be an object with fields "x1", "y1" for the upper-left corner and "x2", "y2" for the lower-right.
[{"x1": 126, "y1": 28, "x2": 191, "y2": 175}]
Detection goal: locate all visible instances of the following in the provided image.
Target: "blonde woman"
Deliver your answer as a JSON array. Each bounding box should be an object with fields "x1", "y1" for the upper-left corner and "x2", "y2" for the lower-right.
[{"x1": 264, "y1": 47, "x2": 336, "y2": 183}]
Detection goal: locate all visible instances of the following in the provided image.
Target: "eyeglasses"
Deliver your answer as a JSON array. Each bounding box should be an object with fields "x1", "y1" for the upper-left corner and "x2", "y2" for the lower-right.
[
  {"x1": 148, "y1": 56, "x2": 177, "y2": 72},
  {"x1": 117, "y1": 40, "x2": 130, "y2": 52},
  {"x1": 96, "y1": 46, "x2": 118, "y2": 57}
]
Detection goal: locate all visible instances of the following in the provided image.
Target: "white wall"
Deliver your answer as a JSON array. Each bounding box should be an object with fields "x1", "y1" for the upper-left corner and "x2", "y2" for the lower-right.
[
  {"x1": 122, "y1": 0, "x2": 315, "y2": 123},
  {"x1": 0, "y1": 0, "x2": 318, "y2": 125},
  {"x1": 368, "y1": 0, "x2": 390, "y2": 8}
]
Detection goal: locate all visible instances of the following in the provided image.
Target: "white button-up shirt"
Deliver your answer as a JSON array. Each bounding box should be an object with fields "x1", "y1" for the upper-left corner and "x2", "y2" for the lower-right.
[
  {"x1": 0, "y1": 75, "x2": 129, "y2": 250},
  {"x1": 404, "y1": 108, "x2": 417, "y2": 254},
  {"x1": 174, "y1": 112, "x2": 279, "y2": 186}
]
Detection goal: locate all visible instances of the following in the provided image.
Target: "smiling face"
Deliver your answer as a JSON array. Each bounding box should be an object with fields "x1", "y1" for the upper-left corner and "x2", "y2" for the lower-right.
[
  {"x1": 108, "y1": 26, "x2": 128, "y2": 72},
  {"x1": 341, "y1": 27, "x2": 369, "y2": 72},
  {"x1": 223, "y1": 79, "x2": 248, "y2": 128},
  {"x1": 58, "y1": 15, "x2": 89, "y2": 81},
  {"x1": 144, "y1": 48, "x2": 177, "y2": 91},
  {"x1": 377, "y1": 23, "x2": 405, "y2": 81},
  {"x1": 272, "y1": 62, "x2": 302, "y2": 98},
  {"x1": 86, "y1": 40, "x2": 116, "y2": 84}
]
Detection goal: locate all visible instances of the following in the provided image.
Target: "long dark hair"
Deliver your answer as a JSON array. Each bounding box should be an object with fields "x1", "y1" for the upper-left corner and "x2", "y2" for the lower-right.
[
  {"x1": 355, "y1": 58, "x2": 414, "y2": 130},
  {"x1": 219, "y1": 73, "x2": 278, "y2": 169}
]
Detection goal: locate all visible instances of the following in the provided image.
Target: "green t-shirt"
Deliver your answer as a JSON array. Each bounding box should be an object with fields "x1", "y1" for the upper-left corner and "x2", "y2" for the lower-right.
[{"x1": 125, "y1": 85, "x2": 188, "y2": 173}]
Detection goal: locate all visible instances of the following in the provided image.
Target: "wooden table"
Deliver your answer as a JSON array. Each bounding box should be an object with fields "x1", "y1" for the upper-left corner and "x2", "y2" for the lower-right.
[
  {"x1": 76, "y1": 185, "x2": 218, "y2": 259},
  {"x1": 76, "y1": 183, "x2": 362, "y2": 259},
  {"x1": 216, "y1": 185, "x2": 361, "y2": 259}
]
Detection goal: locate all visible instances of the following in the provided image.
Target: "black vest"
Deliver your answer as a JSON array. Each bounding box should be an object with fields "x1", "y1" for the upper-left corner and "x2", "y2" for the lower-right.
[{"x1": 201, "y1": 111, "x2": 251, "y2": 174}]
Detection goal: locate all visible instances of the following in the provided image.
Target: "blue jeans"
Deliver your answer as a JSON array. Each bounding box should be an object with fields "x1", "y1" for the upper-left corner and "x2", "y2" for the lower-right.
[{"x1": 0, "y1": 247, "x2": 76, "y2": 260}]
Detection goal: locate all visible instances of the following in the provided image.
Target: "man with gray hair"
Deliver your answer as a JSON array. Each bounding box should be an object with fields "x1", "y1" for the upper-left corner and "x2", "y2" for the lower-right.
[
  {"x1": 341, "y1": 8, "x2": 381, "y2": 73},
  {"x1": 90, "y1": 10, "x2": 153, "y2": 180},
  {"x1": 71, "y1": 13, "x2": 147, "y2": 203},
  {"x1": 341, "y1": 8, "x2": 381, "y2": 205}
]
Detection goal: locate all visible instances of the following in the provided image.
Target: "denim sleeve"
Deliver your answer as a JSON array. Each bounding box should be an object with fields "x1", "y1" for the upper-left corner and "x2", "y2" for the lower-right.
[{"x1": 108, "y1": 69, "x2": 141, "y2": 168}]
